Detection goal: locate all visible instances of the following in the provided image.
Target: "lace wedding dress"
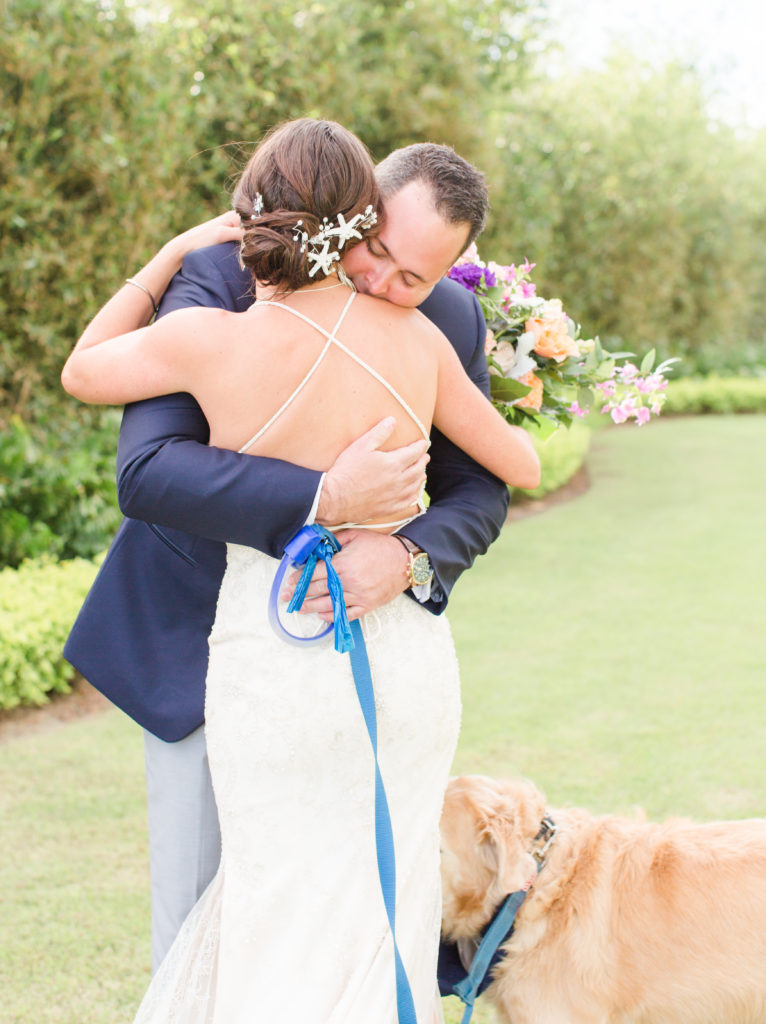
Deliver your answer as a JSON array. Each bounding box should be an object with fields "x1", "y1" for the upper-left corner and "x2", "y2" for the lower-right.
[{"x1": 132, "y1": 292, "x2": 462, "y2": 1023}]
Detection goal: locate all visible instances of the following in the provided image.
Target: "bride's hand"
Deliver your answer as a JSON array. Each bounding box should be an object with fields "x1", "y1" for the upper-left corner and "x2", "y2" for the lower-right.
[{"x1": 160, "y1": 211, "x2": 243, "y2": 270}]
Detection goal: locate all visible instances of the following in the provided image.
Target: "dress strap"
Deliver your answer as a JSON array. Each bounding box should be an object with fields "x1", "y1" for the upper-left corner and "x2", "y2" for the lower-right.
[
  {"x1": 322, "y1": 335, "x2": 430, "y2": 442},
  {"x1": 237, "y1": 291, "x2": 356, "y2": 454}
]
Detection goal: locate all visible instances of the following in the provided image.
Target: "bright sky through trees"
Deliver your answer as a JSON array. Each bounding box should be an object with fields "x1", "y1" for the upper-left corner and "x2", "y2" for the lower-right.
[{"x1": 546, "y1": 0, "x2": 766, "y2": 128}]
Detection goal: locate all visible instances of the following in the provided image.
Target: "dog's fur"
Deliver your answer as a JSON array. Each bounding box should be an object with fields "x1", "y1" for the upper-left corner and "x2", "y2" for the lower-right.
[{"x1": 440, "y1": 775, "x2": 766, "y2": 1024}]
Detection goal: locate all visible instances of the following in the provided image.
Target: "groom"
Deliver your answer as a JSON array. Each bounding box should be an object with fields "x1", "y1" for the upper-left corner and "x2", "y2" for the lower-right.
[{"x1": 64, "y1": 142, "x2": 509, "y2": 982}]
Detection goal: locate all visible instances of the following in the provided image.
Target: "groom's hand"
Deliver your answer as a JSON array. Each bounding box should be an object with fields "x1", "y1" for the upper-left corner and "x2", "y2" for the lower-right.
[
  {"x1": 317, "y1": 417, "x2": 429, "y2": 527},
  {"x1": 282, "y1": 530, "x2": 410, "y2": 621}
]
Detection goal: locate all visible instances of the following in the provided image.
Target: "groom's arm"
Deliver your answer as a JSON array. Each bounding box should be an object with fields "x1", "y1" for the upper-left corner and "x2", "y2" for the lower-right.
[{"x1": 116, "y1": 243, "x2": 322, "y2": 557}]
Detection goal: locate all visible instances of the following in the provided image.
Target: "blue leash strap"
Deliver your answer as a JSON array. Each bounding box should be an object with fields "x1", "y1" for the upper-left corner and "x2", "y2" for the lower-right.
[
  {"x1": 349, "y1": 619, "x2": 417, "y2": 1024},
  {"x1": 270, "y1": 527, "x2": 417, "y2": 1023},
  {"x1": 453, "y1": 881, "x2": 535, "y2": 1024}
]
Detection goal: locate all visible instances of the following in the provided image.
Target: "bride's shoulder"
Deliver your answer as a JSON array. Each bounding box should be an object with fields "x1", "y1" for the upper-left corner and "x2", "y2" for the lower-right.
[{"x1": 352, "y1": 293, "x2": 442, "y2": 339}]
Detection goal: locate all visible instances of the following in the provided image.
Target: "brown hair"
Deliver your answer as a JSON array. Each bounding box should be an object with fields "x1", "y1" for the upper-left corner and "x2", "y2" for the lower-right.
[
  {"x1": 233, "y1": 119, "x2": 380, "y2": 292},
  {"x1": 374, "y1": 143, "x2": 488, "y2": 247}
]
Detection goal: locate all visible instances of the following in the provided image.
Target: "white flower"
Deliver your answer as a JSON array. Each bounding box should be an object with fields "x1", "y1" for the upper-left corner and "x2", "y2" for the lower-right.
[{"x1": 491, "y1": 332, "x2": 537, "y2": 380}]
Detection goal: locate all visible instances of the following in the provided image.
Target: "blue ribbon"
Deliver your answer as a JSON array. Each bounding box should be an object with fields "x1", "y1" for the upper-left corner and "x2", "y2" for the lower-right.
[
  {"x1": 268, "y1": 525, "x2": 353, "y2": 653},
  {"x1": 269, "y1": 526, "x2": 417, "y2": 1023}
]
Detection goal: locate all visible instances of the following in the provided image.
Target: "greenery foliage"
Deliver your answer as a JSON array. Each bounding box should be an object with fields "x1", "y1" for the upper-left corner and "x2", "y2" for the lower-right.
[
  {"x1": 1, "y1": 0, "x2": 541, "y2": 418},
  {"x1": 663, "y1": 376, "x2": 766, "y2": 416},
  {"x1": 0, "y1": 410, "x2": 120, "y2": 568},
  {"x1": 0, "y1": 555, "x2": 98, "y2": 710},
  {"x1": 517, "y1": 419, "x2": 592, "y2": 500},
  {"x1": 484, "y1": 52, "x2": 766, "y2": 370},
  {"x1": 3, "y1": 0, "x2": 765, "y2": 425}
]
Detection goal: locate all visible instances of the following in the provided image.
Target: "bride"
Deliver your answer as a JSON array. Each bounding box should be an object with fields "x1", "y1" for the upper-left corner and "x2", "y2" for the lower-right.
[{"x1": 62, "y1": 118, "x2": 539, "y2": 1023}]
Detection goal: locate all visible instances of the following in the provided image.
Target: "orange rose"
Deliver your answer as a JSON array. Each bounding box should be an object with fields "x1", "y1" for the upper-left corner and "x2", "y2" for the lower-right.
[
  {"x1": 525, "y1": 313, "x2": 579, "y2": 363},
  {"x1": 515, "y1": 370, "x2": 543, "y2": 411}
]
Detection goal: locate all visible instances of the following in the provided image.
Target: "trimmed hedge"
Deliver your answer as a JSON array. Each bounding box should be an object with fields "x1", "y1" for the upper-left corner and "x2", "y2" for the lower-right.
[
  {"x1": 0, "y1": 556, "x2": 98, "y2": 710},
  {"x1": 663, "y1": 376, "x2": 766, "y2": 416},
  {"x1": 515, "y1": 420, "x2": 592, "y2": 501}
]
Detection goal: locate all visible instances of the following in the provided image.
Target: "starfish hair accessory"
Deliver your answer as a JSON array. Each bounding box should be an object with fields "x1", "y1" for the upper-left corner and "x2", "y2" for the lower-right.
[
  {"x1": 250, "y1": 193, "x2": 264, "y2": 220},
  {"x1": 292, "y1": 205, "x2": 378, "y2": 278}
]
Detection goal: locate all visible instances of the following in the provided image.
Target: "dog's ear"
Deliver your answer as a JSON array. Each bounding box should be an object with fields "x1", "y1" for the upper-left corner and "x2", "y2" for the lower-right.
[{"x1": 478, "y1": 790, "x2": 538, "y2": 896}]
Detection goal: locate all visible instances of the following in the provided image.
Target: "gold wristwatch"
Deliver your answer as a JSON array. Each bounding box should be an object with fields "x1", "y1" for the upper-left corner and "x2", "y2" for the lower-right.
[{"x1": 394, "y1": 535, "x2": 434, "y2": 589}]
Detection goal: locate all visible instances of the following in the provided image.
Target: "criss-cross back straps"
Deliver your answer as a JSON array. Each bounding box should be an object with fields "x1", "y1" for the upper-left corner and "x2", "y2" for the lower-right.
[{"x1": 237, "y1": 291, "x2": 430, "y2": 455}]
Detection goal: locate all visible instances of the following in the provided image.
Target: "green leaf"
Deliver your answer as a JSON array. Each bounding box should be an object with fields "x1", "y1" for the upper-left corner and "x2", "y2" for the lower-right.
[
  {"x1": 640, "y1": 348, "x2": 656, "y2": 375},
  {"x1": 533, "y1": 416, "x2": 560, "y2": 440},
  {"x1": 490, "y1": 376, "x2": 531, "y2": 402},
  {"x1": 577, "y1": 386, "x2": 593, "y2": 409}
]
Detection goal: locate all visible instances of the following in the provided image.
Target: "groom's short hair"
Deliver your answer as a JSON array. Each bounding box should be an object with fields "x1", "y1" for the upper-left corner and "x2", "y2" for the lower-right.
[{"x1": 375, "y1": 143, "x2": 488, "y2": 246}]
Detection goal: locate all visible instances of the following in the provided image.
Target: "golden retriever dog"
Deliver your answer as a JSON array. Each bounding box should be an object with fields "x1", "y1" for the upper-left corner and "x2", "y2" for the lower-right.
[{"x1": 440, "y1": 775, "x2": 766, "y2": 1024}]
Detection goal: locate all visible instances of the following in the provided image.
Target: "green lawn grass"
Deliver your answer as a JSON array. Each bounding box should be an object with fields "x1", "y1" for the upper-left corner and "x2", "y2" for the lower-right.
[{"x1": 3, "y1": 415, "x2": 765, "y2": 1024}]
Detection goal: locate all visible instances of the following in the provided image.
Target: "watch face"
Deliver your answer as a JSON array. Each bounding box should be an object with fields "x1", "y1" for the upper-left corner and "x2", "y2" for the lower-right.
[{"x1": 411, "y1": 552, "x2": 433, "y2": 585}]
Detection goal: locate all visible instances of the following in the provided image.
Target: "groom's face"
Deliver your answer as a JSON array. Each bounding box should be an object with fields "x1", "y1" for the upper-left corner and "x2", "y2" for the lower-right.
[{"x1": 341, "y1": 180, "x2": 470, "y2": 308}]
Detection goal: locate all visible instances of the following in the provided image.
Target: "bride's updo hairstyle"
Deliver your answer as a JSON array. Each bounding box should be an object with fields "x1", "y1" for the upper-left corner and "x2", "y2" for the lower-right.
[{"x1": 233, "y1": 118, "x2": 380, "y2": 292}]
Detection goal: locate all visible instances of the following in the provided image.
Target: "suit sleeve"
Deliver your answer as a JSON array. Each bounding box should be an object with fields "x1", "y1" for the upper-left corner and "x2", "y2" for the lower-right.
[
  {"x1": 398, "y1": 282, "x2": 510, "y2": 613},
  {"x1": 115, "y1": 243, "x2": 322, "y2": 557}
]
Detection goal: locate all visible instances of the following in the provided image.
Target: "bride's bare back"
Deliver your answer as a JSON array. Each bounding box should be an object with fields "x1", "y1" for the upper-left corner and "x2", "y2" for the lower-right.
[{"x1": 196, "y1": 289, "x2": 438, "y2": 469}]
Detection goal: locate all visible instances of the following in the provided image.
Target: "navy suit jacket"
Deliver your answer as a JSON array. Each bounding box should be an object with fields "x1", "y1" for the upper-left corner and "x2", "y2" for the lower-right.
[{"x1": 64, "y1": 243, "x2": 509, "y2": 741}]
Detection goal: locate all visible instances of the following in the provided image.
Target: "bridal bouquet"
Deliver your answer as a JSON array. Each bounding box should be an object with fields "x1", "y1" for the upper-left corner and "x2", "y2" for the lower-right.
[{"x1": 449, "y1": 245, "x2": 677, "y2": 434}]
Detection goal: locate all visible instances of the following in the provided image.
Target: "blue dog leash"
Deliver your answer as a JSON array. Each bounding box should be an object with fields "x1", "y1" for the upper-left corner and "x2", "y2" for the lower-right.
[
  {"x1": 269, "y1": 525, "x2": 417, "y2": 1024},
  {"x1": 452, "y1": 881, "x2": 534, "y2": 1024},
  {"x1": 451, "y1": 811, "x2": 557, "y2": 1023}
]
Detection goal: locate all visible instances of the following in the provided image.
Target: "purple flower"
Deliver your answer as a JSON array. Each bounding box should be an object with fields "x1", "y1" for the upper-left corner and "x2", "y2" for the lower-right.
[
  {"x1": 520, "y1": 281, "x2": 537, "y2": 299},
  {"x1": 448, "y1": 263, "x2": 484, "y2": 292},
  {"x1": 448, "y1": 263, "x2": 495, "y2": 293}
]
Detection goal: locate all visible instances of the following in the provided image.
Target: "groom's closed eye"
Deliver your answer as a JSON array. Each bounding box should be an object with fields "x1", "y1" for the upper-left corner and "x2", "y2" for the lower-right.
[{"x1": 366, "y1": 238, "x2": 420, "y2": 289}]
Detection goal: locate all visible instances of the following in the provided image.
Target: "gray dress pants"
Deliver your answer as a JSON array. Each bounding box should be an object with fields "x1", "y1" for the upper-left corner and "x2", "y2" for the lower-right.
[{"x1": 143, "y1": 725, "x2": 221, "y2": 973}]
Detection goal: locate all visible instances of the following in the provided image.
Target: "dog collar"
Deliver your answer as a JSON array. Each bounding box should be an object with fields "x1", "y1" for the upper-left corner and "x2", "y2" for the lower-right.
[{"x1": 532, "y1": 813, "x2": 558, "y2": 866}]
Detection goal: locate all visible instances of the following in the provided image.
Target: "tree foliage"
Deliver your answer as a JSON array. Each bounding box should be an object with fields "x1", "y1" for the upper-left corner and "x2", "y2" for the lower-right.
[
  {"x1": 0, "y1": 0, "x2": 542, "y2": 419},
  {"x1": 484, "y1": 52, "x2": 766, "y2": 366}
]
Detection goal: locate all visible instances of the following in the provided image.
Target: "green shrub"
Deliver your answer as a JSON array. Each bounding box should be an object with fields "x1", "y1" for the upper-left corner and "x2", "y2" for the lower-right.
[
  {"x1": 0, "y1": 556, "x2": 98, "y2": 710},
  {"x1": 0, "y1": 410, "x2": 121, "y2": 568},
  {"x1": 515, "y1": 419, "x2": 592, "y2": 501},
  {"x1": 663, "y1": 376, "x2": 766, "y2": 416}
]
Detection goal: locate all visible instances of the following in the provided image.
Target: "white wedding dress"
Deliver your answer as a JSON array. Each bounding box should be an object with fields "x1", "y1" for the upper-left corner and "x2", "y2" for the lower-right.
[{"x1": 132, "y1": 292, "x2": 462, "y2": 1023}]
